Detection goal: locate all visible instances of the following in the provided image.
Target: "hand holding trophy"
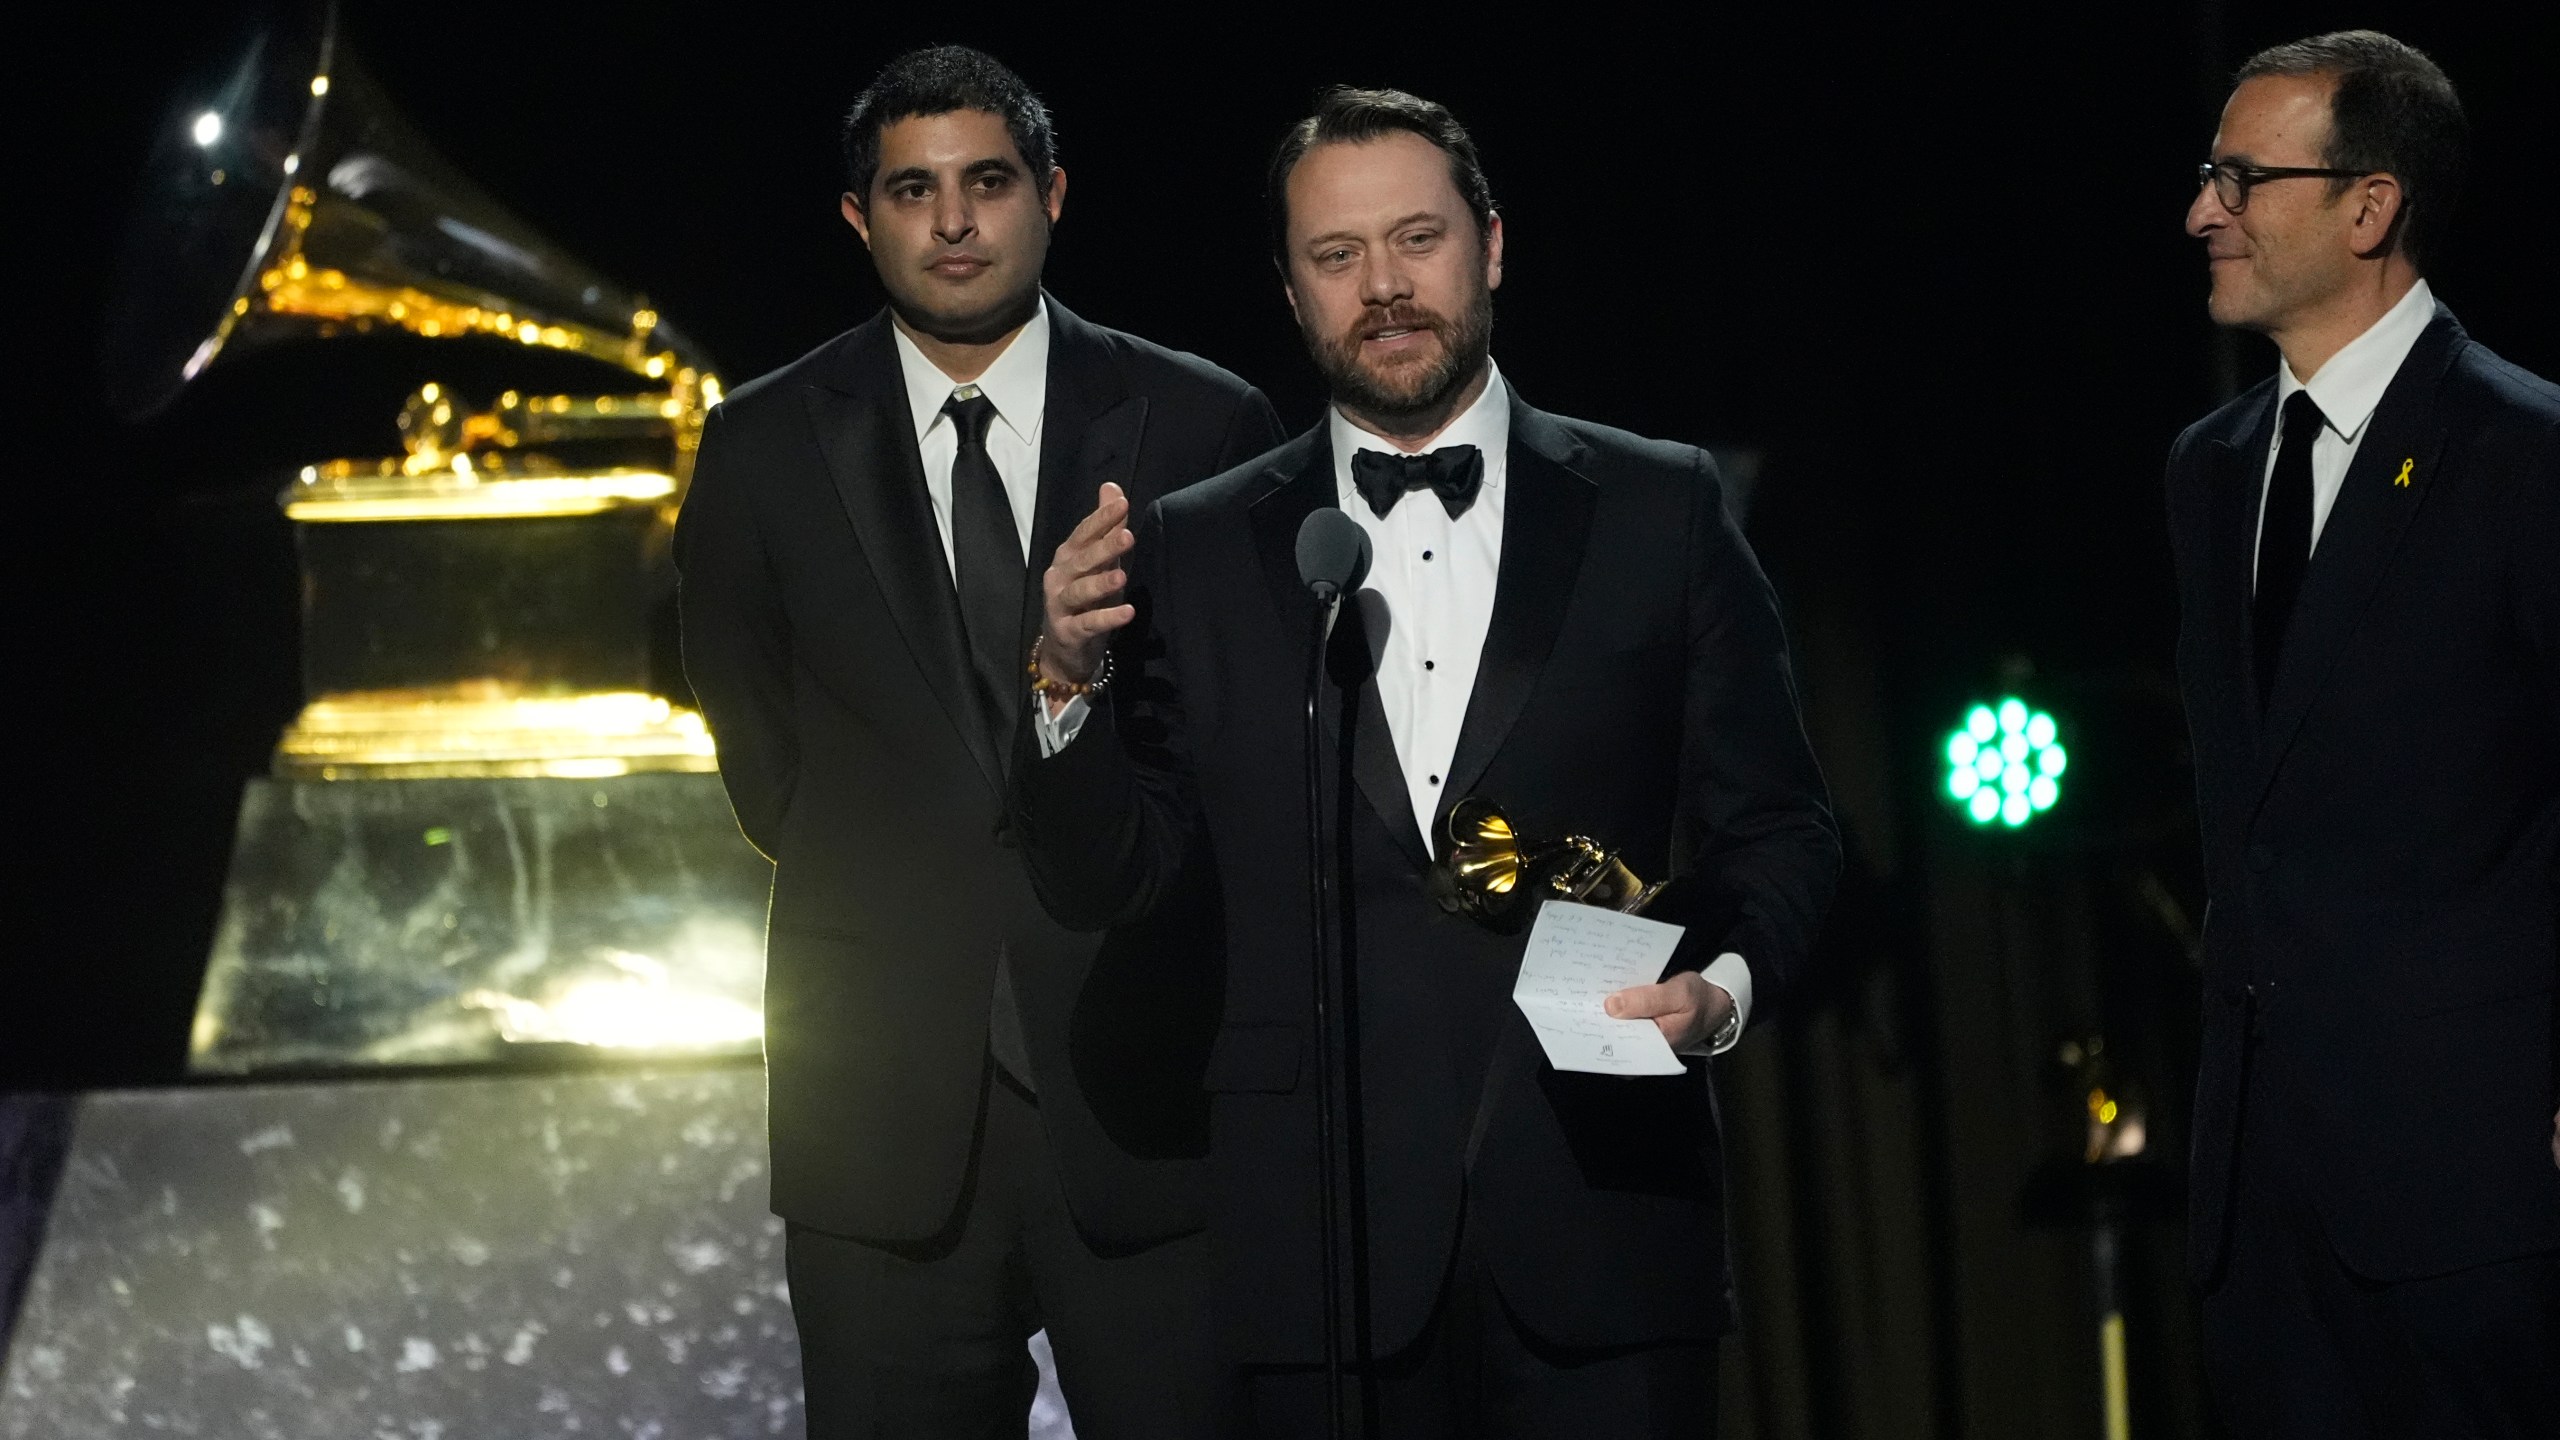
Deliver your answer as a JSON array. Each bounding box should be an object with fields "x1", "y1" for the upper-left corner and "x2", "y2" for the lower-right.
[{"x1": 1433, "y1": 796, "x2": 1733, "y2": 1053}]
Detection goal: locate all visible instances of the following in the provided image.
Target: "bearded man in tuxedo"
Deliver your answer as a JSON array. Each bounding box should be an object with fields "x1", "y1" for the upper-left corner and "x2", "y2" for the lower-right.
[{"x1": 1012, "y1": 87, "x2": 1837, "y2": 1438}]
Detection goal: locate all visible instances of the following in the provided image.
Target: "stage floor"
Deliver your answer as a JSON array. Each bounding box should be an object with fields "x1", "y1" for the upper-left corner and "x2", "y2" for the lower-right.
[{"x1": 0, "y1": 1064, "x2": 1077, "y2": 1437}]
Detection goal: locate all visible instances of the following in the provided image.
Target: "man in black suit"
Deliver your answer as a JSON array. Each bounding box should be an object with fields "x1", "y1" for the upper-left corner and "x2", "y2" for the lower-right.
[
  {"x1": 1015, "y1": 88, "x2": 1837, "y2": 1436},
  {"x1": 2170, "y1": 30, "x2": 2559, "y2": 1438},
  {"x1": 674, "y1": 46, "x2": 1281, "y2": 1438}
]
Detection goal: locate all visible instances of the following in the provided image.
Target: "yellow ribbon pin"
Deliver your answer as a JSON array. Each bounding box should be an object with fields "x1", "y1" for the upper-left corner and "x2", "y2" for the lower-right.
[{"x1": 2393, "y1": 457, "x2": 2414, "y2": 487}]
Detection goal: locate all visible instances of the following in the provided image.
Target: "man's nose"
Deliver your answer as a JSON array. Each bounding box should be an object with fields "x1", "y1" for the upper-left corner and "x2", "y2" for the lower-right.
[
  {"x1": 934, "y1": 191, "x2": 975, "y2": 243},
  {"x1": 1358, "y1": 253, "x2": 1411, "y2": 306},
  {"x1": 2185, "y1": 182, "x2": 2227, "y2": 239}
]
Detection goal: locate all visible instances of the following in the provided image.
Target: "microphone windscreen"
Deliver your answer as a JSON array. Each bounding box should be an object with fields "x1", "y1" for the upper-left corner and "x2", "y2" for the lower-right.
[{"x1": 1296, "y1": 508, "x2": 1372, "y2": 599}]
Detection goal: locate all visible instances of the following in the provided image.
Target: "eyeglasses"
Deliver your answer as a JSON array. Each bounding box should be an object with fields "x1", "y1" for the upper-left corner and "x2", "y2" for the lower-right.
[{"x1": 2196, "y1": 160, "x2": 2377, "y2": 213}]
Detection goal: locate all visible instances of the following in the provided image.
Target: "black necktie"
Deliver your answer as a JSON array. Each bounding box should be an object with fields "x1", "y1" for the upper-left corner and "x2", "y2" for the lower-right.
[
  {"x1": 943, "y1": 390, "x2": 1026, "y2": 745},
  {"x1": 943, "y1": 389, "x2": 1037, "y2": 1094},
  {"x1": 2253, "y1": 390, "x2": 2325, "y2": 706},
  {"x1": 1350, "y1": 444, "x2": 1485, "y2": 519}
]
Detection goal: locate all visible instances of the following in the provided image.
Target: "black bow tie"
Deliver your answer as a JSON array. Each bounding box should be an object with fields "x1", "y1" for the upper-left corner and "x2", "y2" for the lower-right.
[{"x1": 1349, "y1": 444, "x2": 1485, "y2": 520}]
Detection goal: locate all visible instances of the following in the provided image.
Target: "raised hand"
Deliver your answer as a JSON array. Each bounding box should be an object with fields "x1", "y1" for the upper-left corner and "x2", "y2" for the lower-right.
[{"x1": 1039, "y1": 482, "x2": 1137, "y2": 689}]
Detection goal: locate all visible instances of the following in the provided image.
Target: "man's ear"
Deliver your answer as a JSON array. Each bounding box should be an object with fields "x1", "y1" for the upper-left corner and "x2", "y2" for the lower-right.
[
  {"x1": 2350, "y1": 173, "x2": 2405, "y2": 259},
  {"x1": 840, "y1": 192, "x2": 872, "y2": 249},
  {"x1": 1484, "y1": 212, "x2": 1505, "y2": 292},
  {"x1": 1276, "y1": 257, "x2": 1301, "y2": 326},
  {"x1": 1045, "y1": 167, "x2": 1068, "y2": 226}
]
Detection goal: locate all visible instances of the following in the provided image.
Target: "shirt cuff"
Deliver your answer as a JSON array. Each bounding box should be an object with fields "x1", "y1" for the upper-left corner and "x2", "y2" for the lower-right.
[
  {"x1": 1031, "y1": 692, "x2": 1090, "y2": 757},
  {"x1": 1694, "y1": 951, "x2": 1754, "y2": 1056}
]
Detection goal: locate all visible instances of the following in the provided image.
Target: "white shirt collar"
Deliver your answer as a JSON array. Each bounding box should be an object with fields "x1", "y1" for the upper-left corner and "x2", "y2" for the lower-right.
[
  {"x1": 2277, "y1": 279, "x2": 2436, "y2": 444},
  {"x1": 1329, "y1": 362, "x2": 1510, "y2": 501},
  {"x1": 891, "y1": 296, "x2": 1051, "y2": 447}
]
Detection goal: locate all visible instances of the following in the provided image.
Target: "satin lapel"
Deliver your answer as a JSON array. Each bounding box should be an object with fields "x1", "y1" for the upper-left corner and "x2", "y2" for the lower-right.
[
  {"x1": 1249, "y1": 437, "x2": 1330, "y2": 648},
  {"x1": 1435, "y1": 405, "x2": 1598, "y2": 837},
  {"x1": 802, "y1": 356, "x2": 1005, "y2": 800},
  {"x1": 2253, "y1": 320, "x2": 2461, "y2": 809},
  {"x1": 1345, "y1": 603, "x2": 1432, "y2": 872},
  {"x1": 2204, "y1": 392, "x2": 2273, "y2": 757},
  {"x1": 1246, "y1": 434, "x2": 1432, "y2": 871}
]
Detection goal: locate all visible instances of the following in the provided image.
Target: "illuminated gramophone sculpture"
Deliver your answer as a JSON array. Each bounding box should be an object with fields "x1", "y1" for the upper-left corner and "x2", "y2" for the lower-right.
[{"x1": 108, "y1": 5, "x2": 771, "y2": 1072}]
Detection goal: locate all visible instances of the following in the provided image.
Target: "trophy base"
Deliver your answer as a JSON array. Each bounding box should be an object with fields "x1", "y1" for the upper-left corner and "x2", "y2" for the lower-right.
[
  {"x1": 274, "y1": 685, "x2": 717, "y2": 780},
  {"x1": 190, "y1": 771, "x2": 769, "y2": 1075}
]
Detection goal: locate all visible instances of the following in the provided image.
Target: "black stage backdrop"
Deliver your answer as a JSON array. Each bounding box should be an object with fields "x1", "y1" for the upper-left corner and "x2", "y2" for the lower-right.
[{"x1": 10, "y1": 2, "x2": 2555, "y2": 1434}]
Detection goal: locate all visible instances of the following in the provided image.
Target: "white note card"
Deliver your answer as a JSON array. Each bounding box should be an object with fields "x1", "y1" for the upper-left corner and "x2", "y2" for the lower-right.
[{"x1": 1512, "y1": 901, "x2": 1689, "y2": 1076}]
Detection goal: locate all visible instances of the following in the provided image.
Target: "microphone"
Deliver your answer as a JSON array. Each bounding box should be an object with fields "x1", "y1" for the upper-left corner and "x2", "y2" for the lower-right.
[
  {"x1": 1296, "y1": 508, "x2": 1372, "y2": 601},
  {"x1": 1291, "y1": 502, "x2": 1371, "y2": 1434}
]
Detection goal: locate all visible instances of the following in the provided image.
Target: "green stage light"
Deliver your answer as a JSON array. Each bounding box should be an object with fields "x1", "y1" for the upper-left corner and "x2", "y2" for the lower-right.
[{"x1": 1944, "y1": 696, "x2": 2066, "y2": 828}]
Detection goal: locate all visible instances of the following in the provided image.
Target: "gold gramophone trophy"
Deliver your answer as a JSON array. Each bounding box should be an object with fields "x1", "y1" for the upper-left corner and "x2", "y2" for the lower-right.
[
  {"x1": 1434, "y1": 796, "x2": 1667, "y2": 934},
  {"x1": 109, "y1": 4, "x2": 771, "y2": 1072},
  {"x1": 108, "y1": 3, "x2": 720, "y2": 778}
]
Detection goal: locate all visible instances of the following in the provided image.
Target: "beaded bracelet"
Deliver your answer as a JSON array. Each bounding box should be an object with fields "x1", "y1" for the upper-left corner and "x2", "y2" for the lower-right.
[{"x1": 1028, "y1": 634, "x2": 1113, "y2": 703}]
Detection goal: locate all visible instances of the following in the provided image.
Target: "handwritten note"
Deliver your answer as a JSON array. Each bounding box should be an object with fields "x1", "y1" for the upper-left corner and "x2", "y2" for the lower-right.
[{"x1": 1512, "y1": 901, "x2": 1688, "y2": 1076}]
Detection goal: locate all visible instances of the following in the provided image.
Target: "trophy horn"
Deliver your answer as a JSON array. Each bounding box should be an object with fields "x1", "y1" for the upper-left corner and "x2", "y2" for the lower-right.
[
  {"x1": 1436, "y1": 797, "x2": 1667, "y2": 935},
  {"x1": 100, "y1": 1, "x2": 713, "y2": 427}
]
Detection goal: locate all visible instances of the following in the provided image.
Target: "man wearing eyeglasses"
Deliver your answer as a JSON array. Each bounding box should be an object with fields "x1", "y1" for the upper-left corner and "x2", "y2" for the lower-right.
[{"x1": 2169, "y1": 29, "x2": 2559, "y2": 1439}]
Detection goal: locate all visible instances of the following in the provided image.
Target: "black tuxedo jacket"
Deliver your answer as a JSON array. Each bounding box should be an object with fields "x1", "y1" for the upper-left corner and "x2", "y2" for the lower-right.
[
  {"x1": 674, "y1": 297, "x2": 1282, "y2": 1247},
  {"x1": 1011, "y1": 397, "x2": 1839, "y2": 1362},
  {"x1": 2167, "y1": 309, "x2": 2560, "y2": 1285}
]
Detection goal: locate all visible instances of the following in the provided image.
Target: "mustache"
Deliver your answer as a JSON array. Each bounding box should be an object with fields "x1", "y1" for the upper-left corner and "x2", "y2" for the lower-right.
[{"x1": 1347, "y1": 303, "x2": 1448, "y2": 343}]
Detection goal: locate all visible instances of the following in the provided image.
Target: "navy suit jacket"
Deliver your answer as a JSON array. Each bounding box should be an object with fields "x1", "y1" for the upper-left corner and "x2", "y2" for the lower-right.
[{"x1": 2166, "y1": 308, "x2": 2560, "y2": 1284}]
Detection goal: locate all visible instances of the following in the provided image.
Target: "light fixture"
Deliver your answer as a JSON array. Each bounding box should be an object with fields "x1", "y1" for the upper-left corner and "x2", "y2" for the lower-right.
[{"x1": 1944, "y1": 696, "x2": 2068, "y2": 828}]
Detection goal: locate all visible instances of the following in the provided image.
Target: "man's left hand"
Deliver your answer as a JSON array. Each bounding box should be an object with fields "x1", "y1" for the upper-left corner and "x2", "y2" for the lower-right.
[{"x1": 1605, "y1": 972, "x2": 1737, "y2": 1055}]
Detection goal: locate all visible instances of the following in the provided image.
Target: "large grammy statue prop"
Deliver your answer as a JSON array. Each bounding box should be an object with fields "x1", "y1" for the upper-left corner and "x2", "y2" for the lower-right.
[
  {"x1": 0, "y1": 9, "x2": 801, "y2": 1436},
  {"x1": 102, "y1": 4, "x2": 776, "y2": 1074}
]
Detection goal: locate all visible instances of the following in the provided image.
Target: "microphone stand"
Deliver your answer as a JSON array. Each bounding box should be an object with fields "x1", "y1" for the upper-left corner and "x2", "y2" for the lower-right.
[{"x1": 1302, "y1": 590, "x2": 1347, "y2": 1440}]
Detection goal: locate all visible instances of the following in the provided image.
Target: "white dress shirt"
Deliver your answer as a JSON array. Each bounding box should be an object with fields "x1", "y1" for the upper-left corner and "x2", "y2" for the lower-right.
[
  {"x1": 2254, "y1": 279, "x2": 2437, "y2": 585},
  {"x1": 892, "y1": 297, "x2": 1050, "y2": 572},
  {"x1": 1331, "y1": 366, "x2": 1510, "y2": 850}
]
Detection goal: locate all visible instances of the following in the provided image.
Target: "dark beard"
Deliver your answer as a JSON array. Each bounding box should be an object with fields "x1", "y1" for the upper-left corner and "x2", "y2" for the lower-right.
[{"x1": 1303, "y1": 282, "x2": 1494, "y2": 427}]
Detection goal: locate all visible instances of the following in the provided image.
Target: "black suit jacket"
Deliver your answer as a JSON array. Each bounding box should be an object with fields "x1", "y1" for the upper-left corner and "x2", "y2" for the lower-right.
[
  {"x1": 2167, "y1": 309, "x2": 2560, "y2": 1285},
  {"x1": 674, "y1": 297, "x2": 1283, "y2": 1247},
  {"x1": 1011, "y1": 397, "x2": 1839, "y2": 1361}
]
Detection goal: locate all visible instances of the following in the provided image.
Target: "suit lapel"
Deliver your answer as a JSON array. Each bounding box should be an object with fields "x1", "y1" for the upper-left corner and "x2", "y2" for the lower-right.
[
  {"x1": 1246, "y1": 432, "x2": 1433, "y2": 871},
  {"x1": 1344, "y1": 603, "x2": 1432, "y2": 870},
  {"x1": 801, "y1": 321, "x2": 1005, "y2": 800},
  {"x1": 2201, "y1": 391, "x2": 2273, "y2": 756},
  {"x1": 2252, "y1": 315, "x2": 2462, "y2": 807},
  {"x1": 1248, "y1": 435, "x2": 1330, "y2": 649},
  {"x1": 1435, "y1": 402, "x2": 1599, "y2": 839},
  {"x1": 1027, "y1": 299, "x2": 1148, "y2": 653}
]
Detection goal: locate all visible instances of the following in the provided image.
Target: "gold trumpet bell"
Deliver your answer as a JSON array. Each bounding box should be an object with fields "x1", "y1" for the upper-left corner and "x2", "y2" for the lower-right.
[
  {"x1": 1436, "y1": 798, "x2": 1666, "y2": 935},
  {"x1": 101, "y1": 2, "x2": 713, "y2": 424},
  {"x1": 1447, "y1": 802, "x2": 1527, "y2": 897}
]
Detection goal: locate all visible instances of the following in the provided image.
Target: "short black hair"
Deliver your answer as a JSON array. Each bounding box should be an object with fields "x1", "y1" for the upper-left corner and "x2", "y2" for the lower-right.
[
  {"x1": 841, "y1": 46, "x2": 1057, "y2": 204},
  {"x1": 2236, "y1": 30, "x2": 2467, "y2": 265},
  {"x1": 1266, "y1": 87, "x2": 1496, "y2": 263}
]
